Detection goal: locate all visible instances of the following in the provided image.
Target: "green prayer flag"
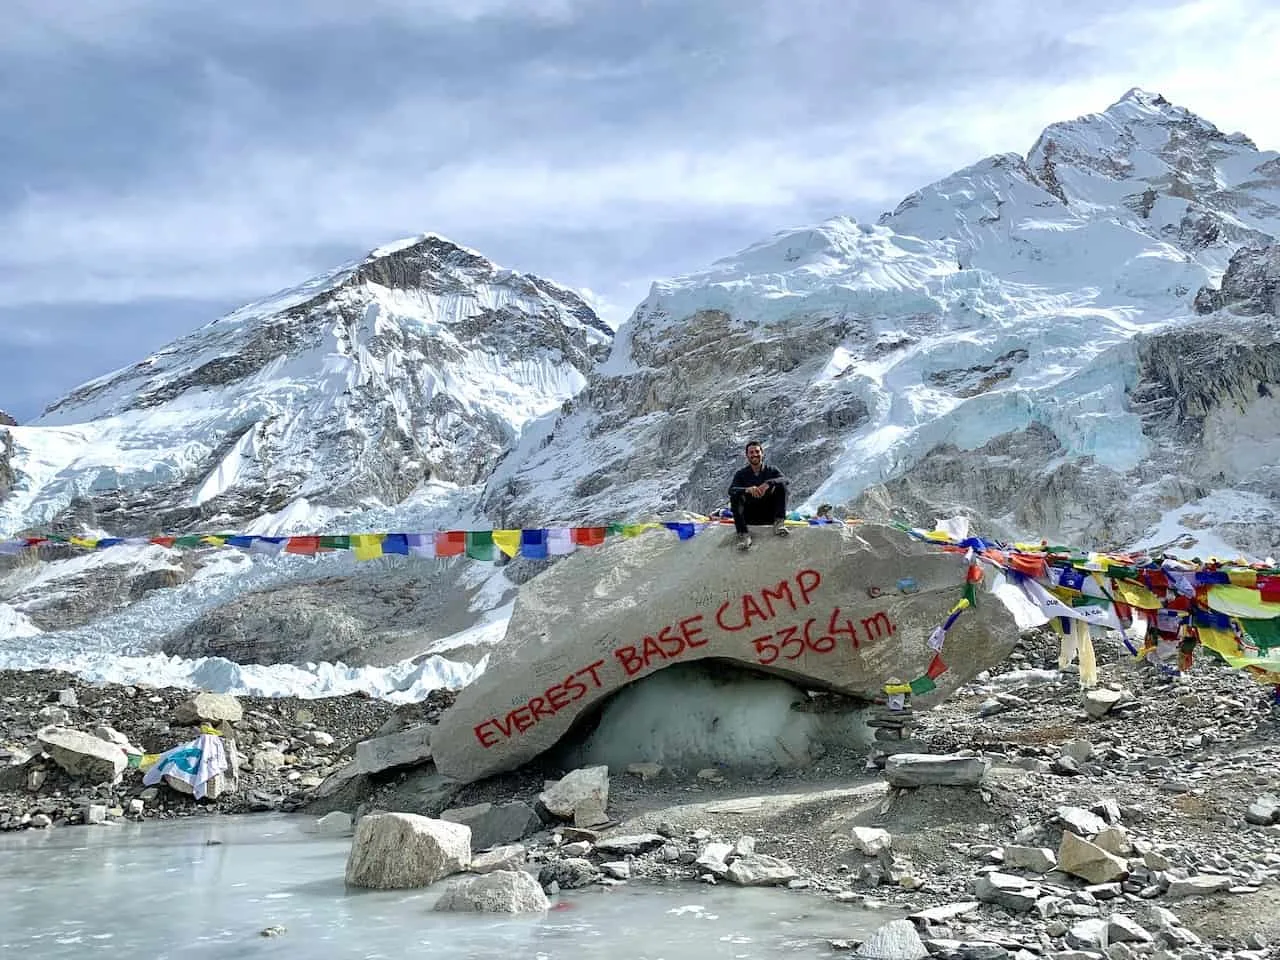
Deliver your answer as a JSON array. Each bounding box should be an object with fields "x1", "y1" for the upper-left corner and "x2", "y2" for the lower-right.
[
  {"x1": 1239, "y1": 617, "x2": 1280, "y2": 651},
  {"x1": 319, "y1": 535, "x2": 350, "y2": 550},
  {"x1": 908, "y1": 676, "x2": 937, "y2": 695},
  {"x1": 465, "y1": 530, "x2": 495, "y2": 561}
]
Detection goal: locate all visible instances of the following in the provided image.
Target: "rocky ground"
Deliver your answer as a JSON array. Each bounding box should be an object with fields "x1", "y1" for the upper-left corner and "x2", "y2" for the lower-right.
[{"x1": 3, "y1": 631, "x2": 1280, "y2": 960}]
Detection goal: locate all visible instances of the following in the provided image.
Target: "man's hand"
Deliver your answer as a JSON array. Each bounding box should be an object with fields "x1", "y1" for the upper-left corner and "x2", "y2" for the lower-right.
[{"x1": 749, "y1": 483, "x2": 769, "y2": 497}]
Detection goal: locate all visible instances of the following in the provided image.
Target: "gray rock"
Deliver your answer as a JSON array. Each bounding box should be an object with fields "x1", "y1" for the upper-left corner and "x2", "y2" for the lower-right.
[
  {"x1": 470, "y1": 844, "x2": 527, "y2": 874},
  {"x1": 173, "y1": 692, "x2": 243, "y2": 726},
  {"x1": 537, "y1": 857, "x2": 599, "y2": 890},
  {"x1": 1057, "y1": 805, "x2": 1108, "y2": 837},
  {"x1": 1066, "y1": 918, "x2": 1108, "y2": 949},
  {"x1": 908, "y1": 902, "x2": 980, "y2": 925},
  {"x1": 1083, "y1": 688, "x2": 1128, "y2": 718},
  {"x1": 1106, "y1": 914, "x2": 1153, "y2": 944},
  {"x1": 1002, "y1": 845, "x2": 1057, "y2": 873},
  {"x1": 1165, "y1": 874, "x2": 1233, "y2": 897},
  {"x1": 440, "y1": 801, "x2": 542, "y2": 851},
  {"x1": 594, "y1": 833, "x2": 667, "y2": 855},
  {"x1": 723, "y1": 854, "x2": 799, "y2": 886},
  {"x1": 1245, "y1": 793, "x2": 1280, "y2": 826},
  {"x1": 539, "y1": 766, "x2": 609, "y2": 821},
  {"x1": 344, "y1": 813, "x2": 471, "y2": 889},
  {"x1": 1058, "y1": 832, "x2": 1128, "y2": 884},
  {"x1": 884, "y1": 753, "x2": 991, "y2": 788},
  {"x1": 432, "y1": 869, "x2": 549, "y2": 913},
  {"x1": 430, "y1": 524, "x2": 1022, "y2": 783},
  {"x1": 973, "y1": 872, "x2": 1041, "y2": 913},
  {"x1": 354, "y1": 724, "x2": 432, "y2": 775},
  {"x1": 850, "y1": 826, "x2": 893, "y2": 855},
  {"x1": 855, "y1": 918, "x2": 928, "y2": 959},
  {"x1": 36, "y1": 728, "x2": 127, "y2": 785}
]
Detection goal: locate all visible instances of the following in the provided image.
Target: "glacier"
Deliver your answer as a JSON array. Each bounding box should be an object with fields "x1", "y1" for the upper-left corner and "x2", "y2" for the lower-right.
[{"x1": 3, "y1": 88, "x2": 1280, "y2": 700}]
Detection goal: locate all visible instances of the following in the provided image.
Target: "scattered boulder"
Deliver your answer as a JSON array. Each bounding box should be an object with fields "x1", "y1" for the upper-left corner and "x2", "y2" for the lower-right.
[
  {"x1": 36, "y1": 728, "x2": 127, "y2": 785},
  {"x1": 344, "y1": 812, "x2": 471, "y2": 889},
  {"x1": 471, "y1": 844, "x2": 527, "y2": 874},
  {"x1": 537, "y1": 857, "x2": 599, "y2": 890},
  {"x1": 1165, "y1": 874, "x2": 1233, "y2": 898},
  {"x1": 1083, "y1": 688, "x2": 1128, "y2": 719},
  {"x1": 723, "y1": 853, "x2": 799, "y2": 886},
  {"x1": 432, "y1": 869, "x2": 549, "y2": 913},
  {"x1": 884, "y1": 753, "x2": 990, "y2": 788},
  {"x1": 173, "y1": 692, "x2": 243, "y2": 726},
  {"x1": 973, "y1": 872, "x2": 1041, "y2": 913},
  {"x1": 849, "y1": 826, "x2": 893, "y2": 855},
  {"x1": 539, "y1": 766, "x2": 609, "y2": 822},
  {"x1": 594, "y1": 834, "x2": 666, "y2": 856},
  {"x1": 1002, "y1": 845, "x2": 1057, "y2": 873},
  {"x1": 1245, "y1": 793, "x2": 1280, "y2": 826},
  {"x1": 1057, "y1": 831, "x2": 1128, "y2": 884},
  {"x1": 856, "y1": 918, "x2": 929, "y2": 960},
  {"x1": 354, "y1": 724, "x2": 433, "y2": 775},
  {"x1": 440, "y1": 801, "x2": 542, "y2": 851}
]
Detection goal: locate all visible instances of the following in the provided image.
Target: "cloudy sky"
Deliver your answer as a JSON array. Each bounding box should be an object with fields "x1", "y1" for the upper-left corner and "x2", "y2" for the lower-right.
[{"x1": 1, "y1": 0, "x2": 1278, "y2": 421}]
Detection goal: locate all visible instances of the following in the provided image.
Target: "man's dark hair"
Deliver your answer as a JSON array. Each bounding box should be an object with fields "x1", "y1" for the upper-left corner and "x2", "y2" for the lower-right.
[{"x1": 745, "y1": 440, "x2": 763, "y2": 452}]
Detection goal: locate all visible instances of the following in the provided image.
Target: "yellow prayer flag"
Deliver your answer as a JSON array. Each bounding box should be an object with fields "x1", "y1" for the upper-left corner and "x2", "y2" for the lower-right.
[
  {"x1": 491, "y1": 529, "x2": 522, "y2": 558},
  {"x1": 1227, "y1": 569, "x2": 1258, "y2": 588},
  {"x1": 70, "y1": 536, "x2": 98, "y2": 549},
  {"x1": 1110, "y1": 580, "x2": 1161, "y2": 610},
  {"x1": 351, "y1": 534, "x2": 385, "y2": 561},
  {"x1": 1197, "y1": 626, "x2": 1241, "y2": 659},
  {"x1": 621, "y1": 523, "x2": 655, "y2": 538}
]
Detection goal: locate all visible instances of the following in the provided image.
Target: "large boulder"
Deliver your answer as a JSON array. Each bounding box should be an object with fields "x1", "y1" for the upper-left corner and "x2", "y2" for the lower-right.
[
  {"x1": 431, "y1": 522, "x2": 1020, "y2": 782},
  {"x1": 37, "y1": 728, "x2": 128, "y2": 784},
  {"x1": 432, "y1": 870, "x2": 549, "y2": 913},
  {"x1": 344, "y1": 812, "x2": 471, "y2": 889}
]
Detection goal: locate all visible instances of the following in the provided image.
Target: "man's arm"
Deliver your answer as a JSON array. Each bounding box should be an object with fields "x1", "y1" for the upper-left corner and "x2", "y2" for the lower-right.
[
  {"x1": 763, "y1": 466, "x2": 789, "y2": 488},
  {"x1": 728, "y1": 466, "x2": 752, "y2": 496}
]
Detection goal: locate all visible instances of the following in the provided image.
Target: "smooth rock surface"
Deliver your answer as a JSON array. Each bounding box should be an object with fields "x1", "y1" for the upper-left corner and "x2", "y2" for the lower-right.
[
  {"x1": 36, "y1": 727, "x2": 128, "y2": 784},
  {"x1": 173, "y1": 692, "x2": 243, "y2": 726},
  {"x1": 344, "y1": 812, "x2": 471, "y2": 889},
  {"x1": 440, "y1": 801, "x2": 542, "y2": 851},
  {"x1": 431, "y1": 524, "x2": 1020, "y2": 782},
  {"x1": 884, "y1": 753, "x2": 991, "y2": 788},
  {"x1": 432, "y1": 869, "x2": 549, "y2": 913},
  {"x1": 354, "y1": 724, "x2": 433, "y2": 775}
]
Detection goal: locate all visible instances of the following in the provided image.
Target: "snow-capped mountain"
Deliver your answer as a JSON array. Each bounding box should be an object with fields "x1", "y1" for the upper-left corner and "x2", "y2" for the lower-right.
[
  {"x1": 485, "y1": 89, "x2": 1280, "y2": 557},
  {"x1": 0, "y1": 235, "x2": 611, "y2": 539}
]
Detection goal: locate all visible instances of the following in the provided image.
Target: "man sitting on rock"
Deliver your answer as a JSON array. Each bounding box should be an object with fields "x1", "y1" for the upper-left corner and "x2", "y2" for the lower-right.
[{"x1": 728, "y1": 440, "x2": 790, "y2": 550}]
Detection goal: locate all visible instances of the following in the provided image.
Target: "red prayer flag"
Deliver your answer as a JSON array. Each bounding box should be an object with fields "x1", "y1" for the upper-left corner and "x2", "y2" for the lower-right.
[
  {"x1": 925, "y1": 654, "x2": 948, "y2": 680},
  {"x1": 285, "y1": 536, "x2": 320, "y2": 555},
  {"x1": 571, "y1": 527, "x2": 606, "y2": 547},
  {"x1": 435, "y1": 531, "x2": 466, "y2": 556}
]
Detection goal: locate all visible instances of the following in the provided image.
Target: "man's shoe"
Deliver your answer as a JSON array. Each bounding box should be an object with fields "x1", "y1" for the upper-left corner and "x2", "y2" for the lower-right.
[
  {"x1": 773, "y1": 520, "x2": 790, "y2": 537},
  {"x1": 737, "y1": 532, "x2": 752, "y2": 550}
]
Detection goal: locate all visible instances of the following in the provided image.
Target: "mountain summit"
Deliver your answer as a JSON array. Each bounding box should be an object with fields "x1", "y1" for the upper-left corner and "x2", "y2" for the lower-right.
[
  {"x1": 1, "y1": 235, "x2": 610, "y2": 536},
  {"x1": 485, "y1": 90, "x2": 1280, "y2": 555}
]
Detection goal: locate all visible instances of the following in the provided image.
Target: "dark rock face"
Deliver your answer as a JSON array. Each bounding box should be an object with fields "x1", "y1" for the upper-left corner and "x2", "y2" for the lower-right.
[
  {"x1": 0, "y1": 410, "x2": 16, "y2": 427},
  {"x1": 0, "y1": 428, "x2": 14, "y2": 505},
  {"x1": 161, "y1": 563, "x2": 510, "y2": 667},
  {"x1": 12, "y1": 235, "x2": 611, "y2": 535},
  {"x1": 1194, "y1": 244, "x2": 1280, "y2": 317}
]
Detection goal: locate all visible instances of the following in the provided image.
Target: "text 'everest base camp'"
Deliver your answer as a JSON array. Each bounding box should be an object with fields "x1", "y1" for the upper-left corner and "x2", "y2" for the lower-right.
[{"x1": 3, "y1": 87, "x2": 1280, "y2": 958}]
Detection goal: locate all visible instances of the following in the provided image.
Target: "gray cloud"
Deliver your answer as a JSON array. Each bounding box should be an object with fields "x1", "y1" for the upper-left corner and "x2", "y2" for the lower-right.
[{"x1": 1, "y1": 0, "x2": 1278, "y2": 420}]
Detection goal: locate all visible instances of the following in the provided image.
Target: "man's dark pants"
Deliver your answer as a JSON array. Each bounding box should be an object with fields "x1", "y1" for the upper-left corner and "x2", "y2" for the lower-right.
[{"x1": 731, "y1": 486, "x2": 787, "y2": 534}]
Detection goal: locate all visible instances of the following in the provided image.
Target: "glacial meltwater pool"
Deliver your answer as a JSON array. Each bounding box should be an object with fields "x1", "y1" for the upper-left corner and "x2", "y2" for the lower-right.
[{"x1": 0, "y1": 814, "x2": 893, "y2": 959}]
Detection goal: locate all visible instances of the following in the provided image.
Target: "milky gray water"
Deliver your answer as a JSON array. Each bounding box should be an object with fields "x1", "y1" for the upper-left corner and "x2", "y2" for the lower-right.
[{"x1": 0, "y1": 814, "x2": 891, "y2": 959}]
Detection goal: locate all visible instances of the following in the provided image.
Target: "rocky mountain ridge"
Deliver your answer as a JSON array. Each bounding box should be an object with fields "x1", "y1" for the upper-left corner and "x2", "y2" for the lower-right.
[
  {"x1": 0, "y1": 235, "x2": 610, "y2": 539},
  {"x1": 485, "y1": 89, "x2": 1280, "y2": 559}
]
